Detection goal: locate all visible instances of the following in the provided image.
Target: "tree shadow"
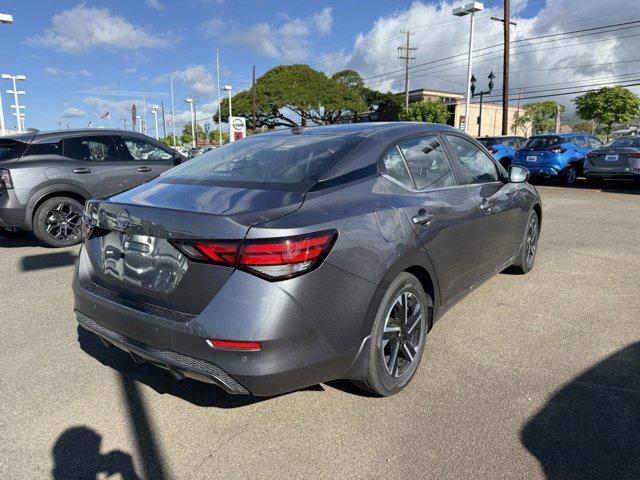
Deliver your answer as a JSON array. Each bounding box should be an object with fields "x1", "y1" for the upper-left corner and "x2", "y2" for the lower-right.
[
  {"x1": 20, "y1": 251, "x2": 77, "y2": 271},
  {"x1": 77, "y1": 326, "x2": 322, "y2": 409},
  {"x1": 52, "y1": 426, "x2": 141, "y2": 480},
  {"x1": 521, "y1": 342, "x2": 640, "y2": 479}
]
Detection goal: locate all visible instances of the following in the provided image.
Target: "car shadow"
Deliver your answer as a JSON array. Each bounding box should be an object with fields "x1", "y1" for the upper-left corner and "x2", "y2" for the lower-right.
[
  {"x1": 20, "y1": 251, "x2": 78, "y2": 271},
  {"x1": 77, "y1": 326, "x2": 324, "y2": 408},
  {"x1": 531, "y1": 177, "x2": 640, "y2": 195},
  {"x1": 521, "y1": 342, "x2": 640, "y2": 479},
  {"x1": 52, "y1": 426, "x2": 141, "y2": 480},
  {"x1": 0, "y1": 232, "x2": 41, "y2": 248}
]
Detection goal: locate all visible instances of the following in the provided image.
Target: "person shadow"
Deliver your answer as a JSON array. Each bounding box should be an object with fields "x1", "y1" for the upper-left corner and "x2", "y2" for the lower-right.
[
  {"x1": 521, "y1": 342, "x2": 640, "y2": 479},
  {"x1": 52, "y1": 426, "x2": 140, "y2": 480}
]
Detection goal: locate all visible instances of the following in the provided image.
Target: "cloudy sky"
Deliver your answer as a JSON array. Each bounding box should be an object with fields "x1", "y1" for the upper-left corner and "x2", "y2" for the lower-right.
[{"x1": 0, "y1": 0, "x2": 638, "y2": 132}]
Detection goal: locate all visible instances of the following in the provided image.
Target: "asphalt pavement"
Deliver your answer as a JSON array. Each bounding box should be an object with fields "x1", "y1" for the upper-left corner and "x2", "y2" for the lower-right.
[{"x1": 2, "y1": 182, "x2": 639, "y2": 479}]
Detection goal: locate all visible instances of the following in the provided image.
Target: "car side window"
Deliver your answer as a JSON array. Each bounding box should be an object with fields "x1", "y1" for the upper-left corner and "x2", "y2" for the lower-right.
[
  {"x1": 62, "y1": 136, "x2": 119, "y2": 162},
  {"x1": 575, "y1": 136, "x2": 590, "y2": 148},
  {"x1": 398, "y1": 135, "x2": 456, "y2": 190},
  {"x1": 443, "y1": 135, "x2": 500, "y2": 184},
  {"x1": 381, "y1": 145, "x2": 413, "y2": 187},
  {"x1": 121, "y1": 138, "x2": 173, "y2": 161},
  {"x1": 23, "y1": 140, "x2": 62, "y2": 157}
]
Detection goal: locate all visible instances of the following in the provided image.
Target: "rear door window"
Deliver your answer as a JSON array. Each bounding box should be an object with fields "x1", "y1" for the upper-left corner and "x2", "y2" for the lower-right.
[
  {"x1": 443, "y1": 134, "x2": 500, "y2": 184},
  {"x1": 398, "y1": 135, "x2": 456, "y2": 190},
  {"x1": 120, "y1": 137, "x2": 174, "y2": 161},
  {"x1": 63, "y1": 136, "x2": 121, "y2": 162},
  {"x1": 23, "y1": 140, "x2": 62, "y2": 157},
  {"x1": 0, "y1": 140, "x2": 27, "y2": 160}
]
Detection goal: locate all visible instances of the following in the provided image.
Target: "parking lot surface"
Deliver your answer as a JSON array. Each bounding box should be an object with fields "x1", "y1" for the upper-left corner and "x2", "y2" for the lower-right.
[{"x1": 2, "y1": 183, "x2": 639, "y2": 479}]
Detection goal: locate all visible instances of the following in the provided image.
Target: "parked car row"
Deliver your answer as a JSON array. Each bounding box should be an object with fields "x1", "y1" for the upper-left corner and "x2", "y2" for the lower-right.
[{"x1": 478, "y1": 133, "x2": 640, "y2": 187}]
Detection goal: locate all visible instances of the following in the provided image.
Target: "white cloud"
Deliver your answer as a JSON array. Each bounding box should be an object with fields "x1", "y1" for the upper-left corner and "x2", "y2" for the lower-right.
[
  {"x1": 124, "y1": 67, "x2": 138, "y2": 74},
  {"x1": 62, "y1": 107, "x2": 86, "y2": 118},
  {"x1": 154, "y1": 65, "x2": 216, "y2": 96},
  {"x1": 316, "y1": 1, "x2": 640, "y2": 109},
  {"x1": 146, "y1": 0, "x2": 165, "y2": 10},
  {"x1": 204, "y1": 7, "x2": 333, "y2": 62},
  {"x1": 27, "y1": 4, "x2": 172, "y2": 53},
  {"x1": 45, "y1": 67, "x2": 91, "y2": 77}
]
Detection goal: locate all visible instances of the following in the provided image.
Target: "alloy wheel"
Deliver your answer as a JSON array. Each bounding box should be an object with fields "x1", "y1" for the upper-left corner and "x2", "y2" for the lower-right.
[
  {"x1": 381, "y1": 291, "x2": 424, "y2": 378},
  {"x1": 525, "y1": 215, "x2": 539, "y2": 268},
  {"x1": 44, "y1": 202, "x2": 82, "y2": 243}
]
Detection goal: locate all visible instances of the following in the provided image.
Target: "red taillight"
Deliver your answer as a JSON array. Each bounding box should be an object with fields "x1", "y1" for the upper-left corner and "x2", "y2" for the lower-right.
[
  {"x1": 548, "y1": 146, "x2": 566, "y2": 154},
  {"x1": 0, "y1": 169, "x2": 13, "y2": 189},
  {"x1": 207, "y1": 339, "x2": 262, "y2": 351},
  {"x1": 173, "y1": 230, "x2": 337, "y2": 280},
  {"x1": 586, "y1": 152, "x2": 598, "y2": 158},
  {"x1": 629, "y1": 152, "x2": 640, "y2": 158}
]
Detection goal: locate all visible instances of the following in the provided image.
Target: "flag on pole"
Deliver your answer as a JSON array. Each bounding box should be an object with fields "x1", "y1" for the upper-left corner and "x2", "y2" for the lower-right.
[
  {"x1": 86, "y1": 120, "x2": 92, "y2": 128},
  {"x1": 100, "y1": 111, "x2": 111, "y2": 120}
]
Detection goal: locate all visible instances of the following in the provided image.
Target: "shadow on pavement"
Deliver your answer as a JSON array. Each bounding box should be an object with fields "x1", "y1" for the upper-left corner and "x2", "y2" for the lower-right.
[
  {"x1": 20, "y1": 251, "x2": 77, "y2": 271},
  {"x1": 51, "y1": 426, "x2": 141, "y2": 480},
  {"x1": 532, "y1": 177, "x2": 640, "y2": 195},
  {"x1": 0, "y1": 233, "x2": 41, "y2": 248},
  {"x1": 521, "y1": 342, "x2": 640, "y2": 479},
  {"x1": 76, "y1": 326, "x2": 313, "y2": 409}
]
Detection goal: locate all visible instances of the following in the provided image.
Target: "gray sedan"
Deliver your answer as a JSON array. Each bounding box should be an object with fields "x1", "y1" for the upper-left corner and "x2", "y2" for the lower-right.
[{"x1": 585, "y1": 135, "x2": 640, "y2": 186}]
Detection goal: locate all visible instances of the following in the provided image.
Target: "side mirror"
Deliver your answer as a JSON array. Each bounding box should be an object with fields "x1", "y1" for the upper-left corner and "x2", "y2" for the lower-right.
[{"x1": 509, "y1": 165, "x2": 529, "y2": 183}]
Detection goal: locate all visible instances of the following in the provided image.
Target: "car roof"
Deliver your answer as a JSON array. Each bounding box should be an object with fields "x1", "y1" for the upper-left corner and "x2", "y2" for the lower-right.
[
  {"x1": 0, "y1": 129, "x2": 160, "y2": 143},
  {"x1": 254, "y1": 122, "x2": 459, "y2": 139},
  {"x1": 531, "y1": 132, "x2": 588, "y2": 137}
]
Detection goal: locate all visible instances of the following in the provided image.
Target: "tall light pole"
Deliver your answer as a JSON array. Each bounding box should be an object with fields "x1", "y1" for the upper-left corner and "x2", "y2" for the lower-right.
[
  {"x1": 453, "y1": 2, "x2": 483, "y2": 134},
  {"x1": 2, "y1": 74, "x2": 27, "y2": 133},
  {"x1": 185, "y1": 97, "x2": 196, "y2": 148},
  {"x1": 136, "y1": 115, "x2": 142, "y2": 133},
  {"x1": 223, "y1": 85, "x2": 232, "y2": 142},
  {"x1": 170, "y1": 76, "x2": 176, "y2": 147},
  {"x1": 0, "y1": 13, "x2": 13, "y2": 135},
  {"x1": 216, "y1": 50, "x2": 223, "y2": 145},
  {"x1": 151, "y1": 105, "x2": 160, "y2": 140}
]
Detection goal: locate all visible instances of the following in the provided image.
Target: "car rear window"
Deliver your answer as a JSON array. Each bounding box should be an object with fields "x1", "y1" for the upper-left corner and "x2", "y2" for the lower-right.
[
  {"x1": 523, "y1": 136, "x2": 563, "y2": 148},
  {"x1": 477, "y1": 138, "x2": 499, "y2": 147},
  {"x1": 609, "y1": 137, "x2": 640, "y2": 148},
  {"x1": 162, "y1": 134, "x2": 363, "y2": 191},
  {"x1": 0, "y1": 140, "x2": 27, "y2": 161}
]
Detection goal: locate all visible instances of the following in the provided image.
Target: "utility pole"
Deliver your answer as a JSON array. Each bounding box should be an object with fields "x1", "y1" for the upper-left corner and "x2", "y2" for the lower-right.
[
  {"x1": 555, "y1": 104, "x2": 562, "y2": 133},
  {"x1": 216, "y1": 50, "x2": 223, "y2": 145},
  {"x1": 122, "y1": 119, "x2": 127, "y2": 130},
  {"x1": 398, "y1": 30, "x2": 417, "y2": 109},
  {"x1": 161, "y1": 101, "x2": 167, "y2": 138},
  {"x1": 491, "y1": 2, "x2": 517, "y2": 135},
  {"x1": 252, "y1": 65, "x2": 256, "y2": 134},
  {"x1": 170, "y1": 76, "x2": 176, "y2": 147}
]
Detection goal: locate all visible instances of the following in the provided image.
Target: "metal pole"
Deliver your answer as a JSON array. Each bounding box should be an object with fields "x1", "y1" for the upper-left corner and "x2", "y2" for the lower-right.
[
  {"x1": 153, "y1": 109, "x2": 159, "y2": 140},
  {"x1": 252, "y1": 65, "x2": 256, "y2": 134},
  {"x1": 227, "y1": 89, "x2": 232, "y2": 119},
  {"x1": 190, "y1": 101, "x2": 196, "y2": 149},
  {"x1": 216, "y1": 50, "x2": 223, "y2": 145},
  {"x1": 477, "y1": 92, "x2": 483, "y2": 137},
  {"x1": 161, "y1": 101, "x2": 167, "y2": 139},
  {"x1": 463, "y1": 12, "x2": 476, "y2": 133},
  {"x1": 0, "y1": 93, "x2": 5, "y2": 135},
  {"x1": 170, "y1": 76, "x2": 176, "y2": 147},
  {"x1": 404, "y1": 31, "x2": 410, "y2": 108},
  {"x1": 501, "y1": 0, "x2": 510, "y2": 135},
  {"x1": 142, "y1": 92, "x2": 147, "y2": 134}
]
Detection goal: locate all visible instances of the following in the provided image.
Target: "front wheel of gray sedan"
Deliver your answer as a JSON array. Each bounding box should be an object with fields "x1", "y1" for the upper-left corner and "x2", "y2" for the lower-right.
[{"x1": 353, "y1": 272, "x2": 431, "y2": 397}]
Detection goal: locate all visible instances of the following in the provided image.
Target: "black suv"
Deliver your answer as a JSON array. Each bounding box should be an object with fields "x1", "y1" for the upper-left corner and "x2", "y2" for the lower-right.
[{"x1": 0, "y1": 129, "x2": 185, "y2": 247}]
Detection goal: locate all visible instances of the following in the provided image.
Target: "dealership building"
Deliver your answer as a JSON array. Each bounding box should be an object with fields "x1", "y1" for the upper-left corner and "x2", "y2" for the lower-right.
[{"x1": 408, "y1": 88, "x2": 531, "y2": 137}]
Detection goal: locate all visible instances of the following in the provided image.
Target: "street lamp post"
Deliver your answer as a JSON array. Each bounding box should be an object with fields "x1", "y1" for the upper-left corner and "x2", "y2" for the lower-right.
[
  {"x1": 151, "y1": 105, "x2": 160, "y2": 140},
  {"x1": 453, "y1": 2, "x2": 483, "y2": 134},
  {"x1": 185, "y1": 97, "x2": 196, "y2": 148},
  {"x1": 0, "y1": 13, "x2": 13, "y2": 135},
  {"x1": 136, "y1": 116, "x2": 142, "y2": 133},
  {"x1": 2, "y1": 74, "x2": 27, "y2": 133},
  {"x1": 470, "y1": 71, "x2": 495, "y2": 136},
  {"x1": 223, "y1": 85, "x2": 233, "y2": 142}
]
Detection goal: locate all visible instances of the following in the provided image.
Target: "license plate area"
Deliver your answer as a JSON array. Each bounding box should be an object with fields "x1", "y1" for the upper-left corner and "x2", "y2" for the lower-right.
[
  {"x1": 526, "y1": 155, "x2": 537, "y2": 162},
  {"x1": 605, "y1": 154, "x2": 619, "y2": 162}
]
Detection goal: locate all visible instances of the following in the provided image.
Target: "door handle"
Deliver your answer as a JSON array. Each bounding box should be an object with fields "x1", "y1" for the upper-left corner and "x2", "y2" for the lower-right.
[
  {"x1": 412, "y1": 212, "x2": 434, "y2": 226},
  {"x1": 136, "y1": 166, "x2": 152, "y2": 173},
  {"x1": 73, "y1": 167, "x2": 92, "y2": 174}
]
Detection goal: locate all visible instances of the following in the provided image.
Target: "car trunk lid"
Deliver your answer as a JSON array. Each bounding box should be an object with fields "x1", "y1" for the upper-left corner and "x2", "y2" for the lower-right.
[
  {"x1": 82, "y1": 181, "x2": 304, "y2": 315},
  {"x1": 588, "y1": 147, "x2": 639, "y2": 168}
]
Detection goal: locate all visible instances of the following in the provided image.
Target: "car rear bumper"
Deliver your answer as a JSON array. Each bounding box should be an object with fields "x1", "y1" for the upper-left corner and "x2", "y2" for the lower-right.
[
  {"x1": 73, "y1": 246, "x2": 376, "y2": 396},
  {"x1": 0, "y1": 189, "x2": 27, "y2": 229},
  {"x1": 585, "y1": 169, "x2": 640, "y2": 180},
  {"x1": 516, "y1": 165, "x2": 561, "y2": 177}
]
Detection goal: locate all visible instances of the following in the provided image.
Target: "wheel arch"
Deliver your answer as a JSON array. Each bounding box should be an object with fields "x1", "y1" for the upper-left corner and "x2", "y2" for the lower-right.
[{"x1": 25, "y1": 184, "x2": 90, "y2": 230}]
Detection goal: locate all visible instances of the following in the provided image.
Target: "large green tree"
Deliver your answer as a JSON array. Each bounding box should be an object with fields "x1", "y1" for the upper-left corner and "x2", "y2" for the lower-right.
[
  {"x1": 331, "y1": 70, "x2": 403, "y2": 121},
  {"x1": 398, "y1": 100, "x2": 450, "y2": 124},
  {"x1": 219, "y1": 65, "x2": 367, "y2": 128},
  {"x1": 513, "y1": 101, "x2": 565, "y2": 134},
  {"x1": 573, "y1": 86, "x2": 640, "y2": 139}
]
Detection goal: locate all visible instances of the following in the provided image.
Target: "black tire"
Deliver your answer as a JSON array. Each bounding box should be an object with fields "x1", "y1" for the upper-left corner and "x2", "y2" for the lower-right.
[
  {"x1": 33, "y1": 196, "x2": 84, "y2": 248},
  {"x1": 0, "y1": 227, "x2": 27, "y2": 239},
  {"x1": 353, "y1": 272, "x2": 431, "y2": 397},
  {"x1": 509, "y1": 209, "x2": 540, "y2": 275},
  {"x1": 560, "y1": 165, "x2": 578, "y2": 186}
]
